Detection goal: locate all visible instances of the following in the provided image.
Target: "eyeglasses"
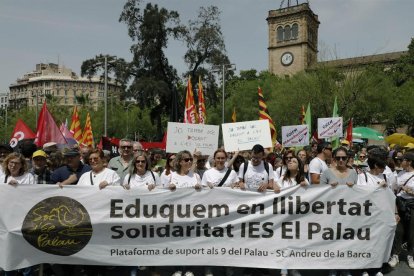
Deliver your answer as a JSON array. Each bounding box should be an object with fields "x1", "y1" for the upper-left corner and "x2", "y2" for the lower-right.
[
  {"x1": 183, "y1": 158, "x2": 193, "y2": 162},
  {"x1": 335, "y1": 156, "x2": 348, "y2": 161},
  {"x1": 135, "y1": 160, "x2": 146, "y2": 164},
  {"x1": 284, "y1": 156, "x2": 293, "y2": 161},
  {"x1": 89, "y1": 157, "x2": 100, "y2": 162},
  {"x1": 359, "y1": 155, "x2": 366, "y2": 158}
]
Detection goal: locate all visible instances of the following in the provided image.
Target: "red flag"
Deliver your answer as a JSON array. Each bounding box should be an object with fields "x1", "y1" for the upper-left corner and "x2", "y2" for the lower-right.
[
  {"x1": 198, "y1": 76, "x2": 206, "y2": 124},
  {"x1": 258, "y1": 87, "x2": 277, "y2": 146},
  {"x1": 34, "y1": 102, "x2": 67, "y2": 147},
  {"x1": 60, "y1": 122, "x2": 77, "y2": 146},
  {"x1": 184, "y1": 76, "x2": 198, "y2": 124},
  {"x1": 9, "y1": 119, "x2": 36, "y2": 148},
  {"x1": 346, "y1": 118, "x2": 353, "y2": 145}
]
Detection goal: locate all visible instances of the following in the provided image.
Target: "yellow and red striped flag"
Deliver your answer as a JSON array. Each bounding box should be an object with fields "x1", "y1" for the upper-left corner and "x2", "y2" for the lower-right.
[
  {"x1": 258, "y1": 86, "x2": 277, "y2": 146},
  {"x1": 69, "y1": 106, "x2": 82, "y2": 143},
  {"x1": 198, "y1": 76, "x2": 206, "y2": 124},
  {"x1": 81, "y1": 113, "x2": 94, "y2": 147},
  {"x1": 300, "y1": 105, "x2": 305, "y2": 124},
  {"x1": 232, "y1": 107, "x2": 237, "y2": 123},
  {"x1": 184, "y1": 76, "x2": 198, "y2": 124}
]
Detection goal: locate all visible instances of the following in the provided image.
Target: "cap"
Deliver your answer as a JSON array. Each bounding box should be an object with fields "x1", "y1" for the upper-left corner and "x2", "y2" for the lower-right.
[
  {"x1": 403, "y1": 152, "x2": 414, "y2": 162},
  {"x1": 32, "y1": 150, "x2": 47, "y2": 159},
  {"x1": 63, "y1": 148, "x2": 80, "y2": 157},
  {"x1": 43, "y1": 142, "x2": 57, "y2": 149}
]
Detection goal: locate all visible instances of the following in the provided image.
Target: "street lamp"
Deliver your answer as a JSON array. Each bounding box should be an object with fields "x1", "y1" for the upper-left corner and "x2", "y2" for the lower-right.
[
  {"x1": 125, "y1": 103, "x2": 134, "y2": 137},
  {"x1": 212, "y1": 64, "x2": 236, "y2": 124}
]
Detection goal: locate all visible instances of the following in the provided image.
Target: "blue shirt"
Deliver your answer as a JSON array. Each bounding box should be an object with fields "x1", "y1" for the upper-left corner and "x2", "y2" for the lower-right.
[{"x1": 50, "y1": 162, "x2": 91, "y2": 184}]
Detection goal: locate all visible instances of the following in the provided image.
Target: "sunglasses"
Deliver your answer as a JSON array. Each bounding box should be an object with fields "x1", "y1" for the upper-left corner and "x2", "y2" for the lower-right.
[
  {"x1": 359, "y1": 155, "x2": 366, "y2": 158},
  {"x1": 89, "y1": 157, "x2": 100, "y2": 162},
  {"x1": 335, "y1": 156, "x2": 348, "y2": 161},
  {"x1": 284, "y1": 156, "x2": 293, "y2": 160},
  {"x1": 183, "y1": 158, "x2": 193, "y2": 162},
  {"x1": 135, "y1": 160, "x2": 146, "y2": 164}
]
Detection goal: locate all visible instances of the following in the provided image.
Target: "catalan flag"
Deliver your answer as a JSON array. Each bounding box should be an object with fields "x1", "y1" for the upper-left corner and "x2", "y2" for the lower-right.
[
  {"x1": 184, "y1": 76, "x2": 198, "y2": 124},
  {"x1": 69, "y1": 106, "x2": 82, "y2": 143},
  {"x1": 81, "y1": 113, "x2": 94, "y2": 147},
  {"x1": 300, "y1": 105, "x2": 305, "y2": 124},
  {"x1": 198, "y1": 76, "x2": 206, "y2": 124},
  {"x1": 258, "y1": 87, "x2": 277, "y2": 146}
]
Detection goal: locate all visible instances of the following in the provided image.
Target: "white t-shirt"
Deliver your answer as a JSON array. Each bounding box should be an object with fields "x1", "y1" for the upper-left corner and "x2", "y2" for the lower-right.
[
  {"x1": 160, "y1": 170, "x2": 173, "y2": 188},
  {"x1": 277, "y1": 175, "x2": 309, "y2": 188},
  {"x1": 170, "y1": 171, "x2": 201, "y2": 188},
  {"x1": 357, "y1": 172, "x2": 387, "y2": 187},
  {"x1": 201, "y1": 167, "x2": 239, "y2": 187},
  {"x1": 308, "y1": 157, "x2": 328, "y2": 184},
  {"x1": 273, "y1": 166, "x2": 287, "y2": 182},
  {"x1": 397, "y1": 171, "x2": 414, "y2": 199},
  {"x1": 0, "y1": 173, "x2": 35, "y2": 185},
  {"x1": 77, "y1": 168, "x2": 121, "y2": 186},
  {"x1": 123, "y1": 171, "x2": 161, "y2": 188},
  {"x1": 237, "y1": 161, "x2": 275, "y2": 190}
]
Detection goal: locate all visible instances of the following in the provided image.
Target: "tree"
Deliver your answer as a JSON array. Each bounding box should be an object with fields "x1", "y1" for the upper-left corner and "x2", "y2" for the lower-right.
[
  {"x1": 182, "y1": 6, "x2": 230, "y2": 107},
  {"x1": 392, "y1": 37, "x2": 414, "y2": 86}
]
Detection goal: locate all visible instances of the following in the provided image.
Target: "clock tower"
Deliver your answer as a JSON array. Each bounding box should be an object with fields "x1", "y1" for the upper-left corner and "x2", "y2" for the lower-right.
[{"x1": 267, "y1": 1, "x2": 320, "y2": 76}]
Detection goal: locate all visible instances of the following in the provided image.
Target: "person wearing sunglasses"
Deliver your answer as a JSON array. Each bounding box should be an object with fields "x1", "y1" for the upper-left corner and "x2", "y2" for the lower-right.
[
  {"x1": 169, "y1": 150, "x2": 201, "y2": 191},
  {"x1": 77, "y1": 149, "x2": 120, "y2": 189},
  {"x1": 309, "y1": 142, "x2": 332, "y2": 184},
  {"x1": 274, "y1": 149, "x2": 295, "y2": 182},
  {"x1": 123, "y1": 152, "x2": 160, "y2": 191},
  {"x1": 108, "y1": 138, "x2": 134, "y2": 183},
  {"x1": 320, "y1": 147, "x2": 358, "y2": 188}
]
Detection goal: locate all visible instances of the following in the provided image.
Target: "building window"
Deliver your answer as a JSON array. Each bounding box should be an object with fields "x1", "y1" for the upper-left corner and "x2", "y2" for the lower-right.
[
  {"x1": 277, "y1": 26, "x2": 284, "y2": 42},
  {"x1": 291, "y1": 23, "x2": 298, "y2": 39},
  {"x1": 284, "y1": 25, "x2": 291, "y2": 40}
]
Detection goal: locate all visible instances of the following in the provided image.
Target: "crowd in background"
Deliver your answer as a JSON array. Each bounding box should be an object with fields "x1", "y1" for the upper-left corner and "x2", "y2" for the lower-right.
[{"x1": 1, "y1": 138, "x2": 414, "y2": 276}]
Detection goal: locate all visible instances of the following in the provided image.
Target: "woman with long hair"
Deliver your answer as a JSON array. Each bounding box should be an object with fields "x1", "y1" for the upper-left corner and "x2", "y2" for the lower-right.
[
  {"x1": 123, "y1": 152, "x2": 160, "y2": 190},
  {"x1": 77, "y1": 149, "x2": 120, "y2": 188},
  {"x1": 160, "y1": 153, "x2": 176, "y2": 187},
  {"x1": 169, "y1": 150, "x2": 201, "y2": 191},
  {"x1": 277, "y1": 156, "x2": 309, "y2": 188},
  {"x1": 274, "y1": 149, "x2": 296, "y2": 182},
  {"x1": 320, "y1": 147, "x2": 358, "y2": 187},
  {"x1": 0, "y1": 152, "x2": 35, "y2": 185},
  {"x1": 297, "y1": 149, "x2": 310, "y2": 179}
]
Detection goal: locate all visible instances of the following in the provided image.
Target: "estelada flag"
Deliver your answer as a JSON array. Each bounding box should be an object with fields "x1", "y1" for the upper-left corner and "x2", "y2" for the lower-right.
[
  {"x1": 9, "y1": 119, "x2": 36, "y2": 148},
  {"x1": 80, "y1": 113, "x2": 94, "y2": 147},
  {"x1": 69, "y1": 106, "x2": 82, "y2": 143},
  {"x1": 184, "y1": 76, "x2": 198, "y2": 124},
  {"x1": 34, "y1": 102, "x2": 67, "y2": 147},
  {"x1": 198, "y1": 76, "x2": 206, "y2": 124},
  {"x1": 258, "y1": 87, "x2": 277, "y2": 146}
]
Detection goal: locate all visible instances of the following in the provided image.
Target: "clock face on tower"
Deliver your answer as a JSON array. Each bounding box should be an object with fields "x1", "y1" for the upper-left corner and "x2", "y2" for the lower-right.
[{"x1": 281, "y1": 52, "x2": 294, "y2": 66}]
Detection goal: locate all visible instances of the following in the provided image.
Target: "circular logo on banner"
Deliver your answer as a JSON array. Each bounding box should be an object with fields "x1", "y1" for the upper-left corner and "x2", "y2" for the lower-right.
[{"x1": 22, "y1": 196, "x2": 93, "y2": 256}]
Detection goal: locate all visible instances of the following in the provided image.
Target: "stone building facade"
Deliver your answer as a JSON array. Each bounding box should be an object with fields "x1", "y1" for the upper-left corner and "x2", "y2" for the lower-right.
[{"x1": 9, "y1": 63, "x2": 122, "y2": 110}]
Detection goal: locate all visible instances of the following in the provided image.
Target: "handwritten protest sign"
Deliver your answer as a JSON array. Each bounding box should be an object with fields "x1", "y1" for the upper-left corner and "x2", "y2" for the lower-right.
[
  {"x1": 222, "y1": 120, "x2": 272, "y2": 151},
  {"x1": 318, "y1": 117, "x2": 343, "y2": 139},
  {"x1": 166, "y1": 122, "x2": 219, "y2": 155},
  {"x1": 282, "y1": 125, "x2": 309, "y2": 147}
]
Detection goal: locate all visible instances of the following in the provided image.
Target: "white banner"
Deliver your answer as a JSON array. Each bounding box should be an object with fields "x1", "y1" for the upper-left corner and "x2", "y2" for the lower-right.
[
  {"x1": 318, "y1": 117, "x2": 343, "y2": 138},
  {"x1": 0, "y1": 185, "x2": 396, "y2": 271},
  {"x1": 282, "y1": 125, "x2": 309, "y2": 147},
  {"x1": 222, "y1": 120, "x2": 272, "y2": 151},
  {"x1": 166, "y1": 122, "x2": 219, "y2": 155}
]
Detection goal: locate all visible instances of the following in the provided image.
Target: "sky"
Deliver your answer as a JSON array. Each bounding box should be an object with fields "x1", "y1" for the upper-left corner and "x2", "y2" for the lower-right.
[{"x1": 0, "y1": 0, "x2": 413, "y2": 94}]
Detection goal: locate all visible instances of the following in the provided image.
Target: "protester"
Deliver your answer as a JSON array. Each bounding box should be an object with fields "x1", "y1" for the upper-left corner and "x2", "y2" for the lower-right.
[
  {"x1": 42, "y1": 142, "x2": 58, "y2": 155},
  {"x1": 30, "y1": 150, "x2": 53, "y2": 184},
  {"x1": 297, "y1": 149, "x2": 310, "y2": 180},
  {"x1": 0, "y1": 144, "x2": 13, "y2": 177},
  {"x1": 238, "y1": 144, "x2": 276, "y2": 192},
  {"x1": 388, "y1": 152, "x2": 414, "y2": 269},
  {"x1": 160, "y1": 153, "x2": 176, "y2": 188},
  {"x1": 194, "y1": 155, "x2": 208, "y2": 179},
  {"x1": 80, "y1": 146, "x2": 92, "y2": 165},
  {"x1": 123, "y1": 152, "x2": 160, "y2": 190},
  {"x1": 309, "y1": 142, "x2": 332, "y2": 184},
  {"x1": 108, "y1": 138, "x2": 134, "y2": 182},
  {"x1": 231, "y1": 154, "x2": 245, "y2": 173},
  {"x1": 320, "y1": 147, "x2": 358, "y2": 187},
  {"x1": 132, "y1": 141, "x2": 143, "y2": 157},
  {"x1": 201, "y1": 149, "x2": 239, "y2": 188},
  {"x1": 277, "y1": 156, "x2": 309, "y2": 188},
  {"x1": 169, "y1": 150, "x2": 201, "y2": 191},
  {"x1": 0, "y1": 152, "x2": 35, "y2": 185},
  {"x1": 77, "y1": 149, "x2": 120, "y2": 188},
  {"x1": 150, "y1": 148, "x2": 165, "y2": 175},
  {"x1": 51, "y1": 148, "x2": 91, "y2": 186},
  {"x1": 274, "y1": 149, "x2": 295, "y2": 182}
]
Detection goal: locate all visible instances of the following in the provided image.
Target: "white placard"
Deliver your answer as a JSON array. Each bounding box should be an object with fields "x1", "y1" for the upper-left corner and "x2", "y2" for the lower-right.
[
  {"x1": 282, "y1": 125, "x2": 309, "y2": 147},
  {"x1": 222, "y1": 120, "x2": 272, "y2": 151},
  {"x1": 166, "y1": 122, "x2": 219, "y2": 155},
  {"x1": 0, "y1": 185, "x2": 395, "y2": 270},
  {"x1": 318, "y1": 117, "x2": 343, "y2": 138}
]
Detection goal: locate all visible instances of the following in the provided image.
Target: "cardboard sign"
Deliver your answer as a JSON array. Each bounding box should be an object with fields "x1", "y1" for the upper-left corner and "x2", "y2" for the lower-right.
[
  {"x1": 282, "y1": 125, "x2": 309, "y2": 147},
  {"x1": 318, "y1": 117, "x2": 343, "y2": 138},
  {"x1": 222, "y1": 120, "x2": 272, "y2": 151},
  {"x1": 166, "y1": 122, "x2": 219, "y2": 155}
]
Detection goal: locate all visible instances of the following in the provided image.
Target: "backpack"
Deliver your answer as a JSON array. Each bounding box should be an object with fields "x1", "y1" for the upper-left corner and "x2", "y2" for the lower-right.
[{"x1": 242, "y1": 160, "x2": 270, "y2": 183}]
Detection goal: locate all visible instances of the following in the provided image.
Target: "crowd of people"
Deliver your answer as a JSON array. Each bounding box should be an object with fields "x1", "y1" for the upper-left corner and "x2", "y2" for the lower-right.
[{"x1": 0, "y1": 138, "x2": 414, "y2": 276}]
